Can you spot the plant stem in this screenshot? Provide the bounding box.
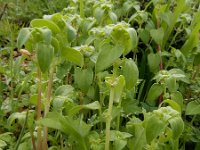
[37,68,42,150]
[105,87,115,150]
[8,20,14,110]
[30,130,37,150]
[79,0,84,18]
[43,66,54,150]
[116,103,121,131]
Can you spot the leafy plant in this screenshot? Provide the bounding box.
[1,0,200,149]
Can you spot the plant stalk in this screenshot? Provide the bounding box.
[43,66,54,150]
[105,86,115,150]
[37,68,42,150]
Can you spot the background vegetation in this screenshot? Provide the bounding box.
[0,0,200,150]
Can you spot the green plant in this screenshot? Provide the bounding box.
[1,0,200,149]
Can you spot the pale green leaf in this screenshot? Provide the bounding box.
[30,19,60,33]
[185,101,200,115]
[55,85,74,96]
[17,28,31,48]
[168,117,184,140]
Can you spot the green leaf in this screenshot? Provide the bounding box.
[36,42,54,73]
[122,99,141,114]
[0,140,7,148]
[168,117,184,140]
[180,22,200,57]
[51,37,60,54]
[55,85,74,96]
[61,47,84,67]
[69,101,101,116]
[40,112,90,149]
[66,23,77,42]
[168,69,189,83]
[114,139,127,150]
[150,28,164,45]
[147,53,161,73]
[170,91,183,109]
[122,59,139,90]
[161,11,173,26]
[161,99,181,113]
[74,67,93,92]
[145,114,166,143]
[83,101,101,110]
[165,77,177,93]
[146,83,164,106]
[126,28,138,52]
[96,44,123,72]
[0,132,13,143]
[30,19,60,34]
[185,101,200,115]
[109,12,117,24]
[17,28,31,48]
[38,28,52,44]
[138,29,150,44]
[111,25,133,54]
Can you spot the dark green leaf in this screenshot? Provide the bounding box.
[36,42,54,73]
[146,83,163,106]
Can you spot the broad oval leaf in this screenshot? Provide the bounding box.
[30,19,60,34]
[147,53,161,73]
[146,83,164,106]
[185,101,200,115]
[17,28,31,48]
[161,99,181,113]
[168,117,184,140]
[61,47,84,67]
[36,42,54,73]
[55,85,74,96]
[165,76,177,93]
[127,28,138,53]
[150,28,164,45]
[122,59,139,90]
[145,115,166,143]
[111,25,132,54]
[74,67,93,92]
[170,91,183,110]
[96,44,123,72]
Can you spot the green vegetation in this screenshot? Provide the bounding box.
[0,0,200,149]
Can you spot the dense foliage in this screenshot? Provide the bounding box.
[0,0,200,150]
